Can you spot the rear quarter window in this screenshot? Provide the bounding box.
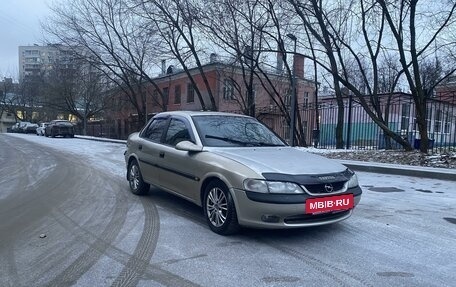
[141,118,168,142]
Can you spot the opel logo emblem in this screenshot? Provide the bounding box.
[324,183,334,193]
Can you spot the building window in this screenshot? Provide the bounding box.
[174,85,181,104]
[303,91,309,107]
[444,111,451,134]
[434,109,442,133]
[163,87,169,106]
[223,79,235,100]
[187,83,195,103]
[284,92,291,108]
[426,106,432,130]
[401,103,410,131]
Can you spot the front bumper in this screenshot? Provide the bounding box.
[232,186,362,229]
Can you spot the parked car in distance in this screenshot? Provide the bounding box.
[11,123,21,133]
[16,121,32,133]
[124,111,362,235]
[36,122,49,136]
[22,122,39,134]
[45,120,75,138]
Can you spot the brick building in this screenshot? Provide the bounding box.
[109,55,316,141]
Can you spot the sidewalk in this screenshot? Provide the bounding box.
[75,135,456,181]
[338,159,456,181]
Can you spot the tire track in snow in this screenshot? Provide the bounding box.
[257,237,374,287]
[110,196,160,287]
[48,179,129,286]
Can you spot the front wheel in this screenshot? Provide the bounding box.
[128,160,149,195]
[203,180,240,235]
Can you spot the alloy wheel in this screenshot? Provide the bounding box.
[129,164,140,191]
[206,187,228,227]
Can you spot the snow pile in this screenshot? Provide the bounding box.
[305,148,456,169]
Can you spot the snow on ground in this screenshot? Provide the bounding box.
[6,133,127,179]
[303,147,456,169]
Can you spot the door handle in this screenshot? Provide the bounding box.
[138,144,142,150]
[159,151,165,158]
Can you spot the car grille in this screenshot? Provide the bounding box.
[302,181,346,194]
[284,210,351,224]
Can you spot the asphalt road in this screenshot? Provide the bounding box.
[0,134,455,287]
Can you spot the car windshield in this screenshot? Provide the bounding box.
[192,115,286,147]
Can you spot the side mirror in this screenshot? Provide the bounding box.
[175,140,203,152]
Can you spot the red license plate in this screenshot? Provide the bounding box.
[305,194,354,214]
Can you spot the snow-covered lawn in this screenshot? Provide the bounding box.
[304,147,456,169]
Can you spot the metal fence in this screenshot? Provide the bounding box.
[74,119,143,140]
[75,95,456,153]
[296,95,456,153]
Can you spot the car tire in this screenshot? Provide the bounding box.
[203,180,240,235]
[128,160,150,195]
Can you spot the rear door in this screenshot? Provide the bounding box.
[137,117,168,185]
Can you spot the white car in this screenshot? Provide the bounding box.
[36,122,49,136]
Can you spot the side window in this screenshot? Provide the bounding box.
[142,118,167,142]
[165,119,191,146]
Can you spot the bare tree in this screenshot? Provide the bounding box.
[287,0,456,152]
[197,0,275,116]
[198,0,312,145]
[287,0,350,148]
[42,55,109,134]
[134,0,217,110]
[44,0,167,126]
[0,78,14,121]
[375,0,456,152]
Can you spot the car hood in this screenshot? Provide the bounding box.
[208,147,347,175]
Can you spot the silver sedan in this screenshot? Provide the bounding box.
[124,111,362,235]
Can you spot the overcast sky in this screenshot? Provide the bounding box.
[0,0,52,80]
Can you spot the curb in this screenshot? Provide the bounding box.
[338,160,456,181]
[75,135,127,145]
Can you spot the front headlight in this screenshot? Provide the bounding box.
[347,173,359,188]
[243,179,304,194]
[243,179,269,193]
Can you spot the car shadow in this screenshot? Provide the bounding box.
[143,186,349,239]
[144,187,207,227]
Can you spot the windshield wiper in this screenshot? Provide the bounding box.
[205,135,250,146]
[205,135,284,147]
[250,142,285,147]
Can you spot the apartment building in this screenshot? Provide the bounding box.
[18,44,77,82]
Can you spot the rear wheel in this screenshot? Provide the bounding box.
[203,180,240,235]
[128,160,149,195]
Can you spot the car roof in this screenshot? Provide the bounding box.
[155,110,251,119]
